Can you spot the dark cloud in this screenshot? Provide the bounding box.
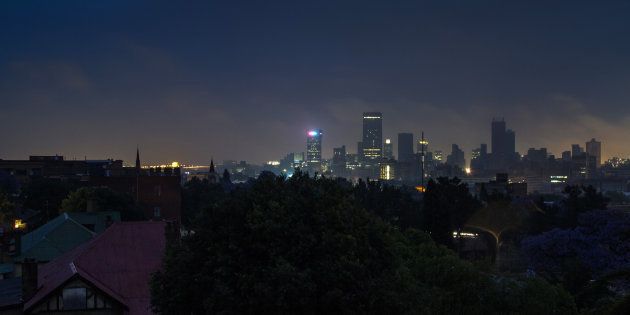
[1,0,630,164]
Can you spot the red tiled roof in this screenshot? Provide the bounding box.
[24,221,167,315]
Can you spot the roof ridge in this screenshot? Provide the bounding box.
[64,213,97,236]
[73,263,127,305]
[20,215,67,252]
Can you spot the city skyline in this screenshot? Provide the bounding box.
[2,1,630,164]
[0,114,611,168]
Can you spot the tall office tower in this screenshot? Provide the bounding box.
[471,148,481,160]
[480,143,488,157]
[332,145,347,175]
[417,132,428,185]
[433,150,443,163]
[293,152,305,168]
[446,144,465,169]
[397,133,414,162]
[561,151,572,161]
[525,148,548,164]
[357,141,363,160]
[470,144,487,173]
[490,118,516,169]
[362,112,383,163]
[571,144,584,157]
[506,129,516,154]
[280,153,295,170]
[491,118,507,155]
[383,139,394,159]
[379,160,396,181]
[306,129,323,166]
[586,138,602,167]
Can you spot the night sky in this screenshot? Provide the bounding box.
[2,1,630,165]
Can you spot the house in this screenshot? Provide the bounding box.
[23,222,168,315]
[14,212,120,275]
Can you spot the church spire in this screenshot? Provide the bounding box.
[135,146,141,203]
[208,158,219,184]
[135,146,141,173]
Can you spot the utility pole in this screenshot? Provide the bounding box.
[421,131,425,188]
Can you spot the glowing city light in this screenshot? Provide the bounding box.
[14,219,26,230]
[452,231,478,238]
[171,161,180,168]
[308,130,319,136]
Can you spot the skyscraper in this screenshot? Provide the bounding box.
[446,144,465,169]
[490,118,516,169]
[491,118,506,156]
[433,150,443,163]
[586,138,602,168]
[332,145,347,176]
[561,151,572,161]
[571,144,584,157]
[470,144,489,173]
[397,133,414,163]
[383,139,394,159]
[306,129,323,166]
[506,129,516,154]
[362,112,383,163]
[379,160,396,181]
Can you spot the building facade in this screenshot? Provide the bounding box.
[306,129,323,167]
[361,112,383,163]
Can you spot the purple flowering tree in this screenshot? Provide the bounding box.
[522,210,630,282]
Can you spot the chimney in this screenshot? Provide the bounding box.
[22,258,38,301]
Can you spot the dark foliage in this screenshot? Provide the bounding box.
[422,177,481,248]
[20,178,79,221]
[561,185,608,228]
[181,177,227,228]
[352,179,422,231]
[60,187,145,221]
[151,172,575,314]
[522,210,630,312]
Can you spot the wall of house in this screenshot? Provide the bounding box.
[26,279,124,315]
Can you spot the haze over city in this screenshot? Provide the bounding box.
[2,1,630,164]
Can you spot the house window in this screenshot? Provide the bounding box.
[154,185,162,197]
[154,207,161,218]
[63,287,87,310]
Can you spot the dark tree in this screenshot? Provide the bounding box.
[422,177,481,248]
[181,177,227,228]
[151,172,575,314]
[60,187,143,221]
[353,180,422,231]
[522,210,630,312]
[222,169,231,183]
[20,178,79,221]
[561,185,607,228]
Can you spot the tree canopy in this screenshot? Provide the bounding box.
[522,209,630,312]
[151,171,575,314]
[60,187,143,220]
[422,177,481,248]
